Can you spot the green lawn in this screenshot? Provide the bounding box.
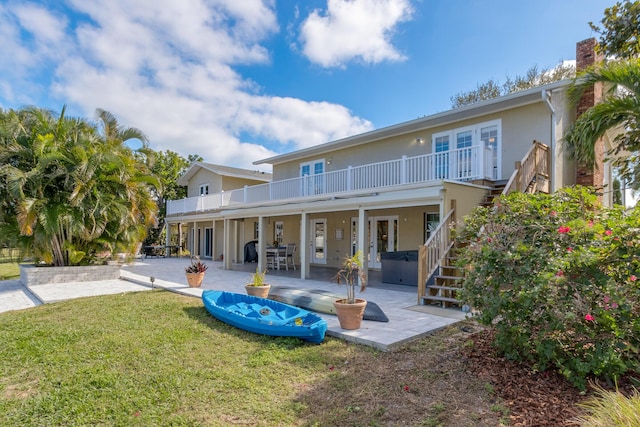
[0,290,501,426]
[0,290,347,426]
[0,263,19,280]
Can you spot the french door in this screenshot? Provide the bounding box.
[310,218,326,264]
[204,228,212,258]
[351,216,398,269]
[300,160,325,196]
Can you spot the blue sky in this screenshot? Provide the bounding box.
[0,0,611,171]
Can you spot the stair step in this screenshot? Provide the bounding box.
[428,285,462,291]
[440,264,462,270]
[422,295,461,304]
[434,275,463,281]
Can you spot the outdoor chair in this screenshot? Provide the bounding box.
[282,243,296,270]
[266,250,276,269]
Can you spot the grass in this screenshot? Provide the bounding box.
[0,262,20,280]
[0,290,342,426]
[0,289,505,426]
[574,385,640,426]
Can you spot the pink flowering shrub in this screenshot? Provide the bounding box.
[457,186,640,389]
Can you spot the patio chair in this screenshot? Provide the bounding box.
[282,243,296,270]
[266,250,276,269]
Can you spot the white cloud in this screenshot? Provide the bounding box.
[0,0,374,171]
[299,0,413,68]
[14,4,68,46]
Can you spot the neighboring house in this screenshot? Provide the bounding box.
[165,39,617,303]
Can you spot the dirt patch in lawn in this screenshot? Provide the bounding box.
[298,321,639,426]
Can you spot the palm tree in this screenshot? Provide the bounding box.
[563,59,640,190]
[0,106,159,266]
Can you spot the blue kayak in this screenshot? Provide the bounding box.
[202,290,328,344]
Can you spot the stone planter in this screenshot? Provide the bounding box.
[333,298,367,330]
[245,284,271,298]
[20,264,121,287]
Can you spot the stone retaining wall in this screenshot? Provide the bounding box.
[20,264,121,286]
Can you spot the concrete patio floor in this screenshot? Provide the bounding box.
[0,258,468,351]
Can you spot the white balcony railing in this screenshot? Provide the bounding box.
[167,146,494,215]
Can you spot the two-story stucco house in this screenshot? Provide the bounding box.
[165,39,616,304]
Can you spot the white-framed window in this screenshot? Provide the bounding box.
[432,133,450,179]
[424,212,440,241]
[300,159,325,195]
[274,221,284,246]
[431,119,501,180]
[481,124,500,179]
[199,184,209,195]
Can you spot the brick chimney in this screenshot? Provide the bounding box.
[574,38,605,192]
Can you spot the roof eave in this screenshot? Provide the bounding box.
[254,80,571,166]
[176,162,272,186]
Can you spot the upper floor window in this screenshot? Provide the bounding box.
[456,130,473,149]
[300,159,324,177]
[434,135,449,152]
[199,184,209,195]
[432,120,501,151]
[300,159,325,195]
[432,119,501,179]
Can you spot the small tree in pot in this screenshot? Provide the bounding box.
[333,250,367,329]
[245,267,270,298]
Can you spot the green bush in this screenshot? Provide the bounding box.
[457,186,640,389]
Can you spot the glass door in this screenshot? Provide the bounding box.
[352,216,398,269]
[300,160,325,196]
[204,228,212,258]
[370,216,398,269]
[310,218,326,264]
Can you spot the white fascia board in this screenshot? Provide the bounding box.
[255,80,571,166]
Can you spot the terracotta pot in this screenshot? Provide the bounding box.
[186,272,205,287]
[333,298,367,330]
[245,284,271,298]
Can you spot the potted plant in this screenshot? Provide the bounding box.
[244,267,270,298]
[333,250,367,330]
[185,256,208,287]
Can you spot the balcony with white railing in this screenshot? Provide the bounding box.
[167,145,495,216]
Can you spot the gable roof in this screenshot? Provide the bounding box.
[177,162,272,186]
[254,79,571,166]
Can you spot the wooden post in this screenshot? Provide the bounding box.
[450,199,456,225]
[417,245,427,304]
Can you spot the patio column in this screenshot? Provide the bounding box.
[192,221,197,255]
[257,216,268,273]
[358,207,369,286]
[223,218,232,269]
[300,212,308,279]
[165,220,170,257]
[214,219,216,261]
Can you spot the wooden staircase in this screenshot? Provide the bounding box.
[422,244,465,307]
[417,140,551,309]
[478,180,508,208]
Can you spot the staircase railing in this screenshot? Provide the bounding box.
[501,140,550,196]
[417,205,455,303]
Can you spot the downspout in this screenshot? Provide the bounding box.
[542,89,556,192]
